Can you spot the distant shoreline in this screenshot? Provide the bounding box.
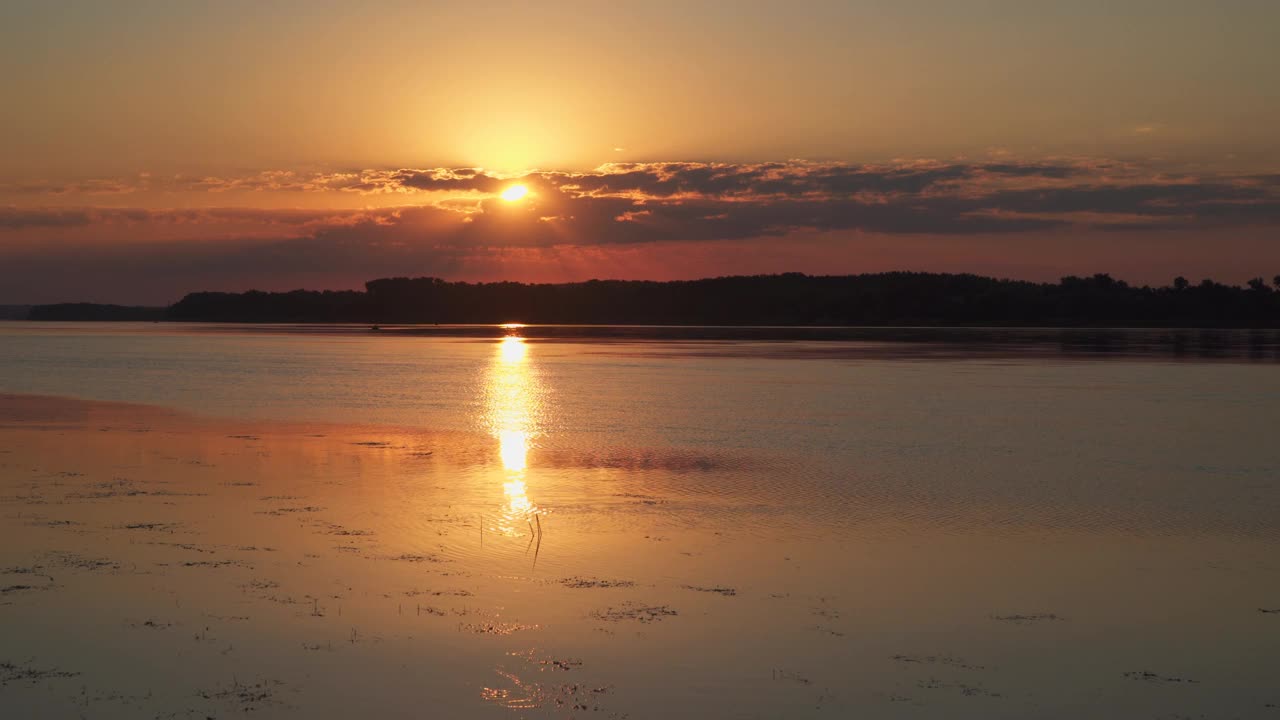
[6,321,1279,361]
[19,271,1280,328]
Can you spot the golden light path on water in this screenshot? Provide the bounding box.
[484,332,544,537]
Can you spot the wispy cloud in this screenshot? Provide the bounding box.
[2,158,1278,303]
[5,159,1279,240]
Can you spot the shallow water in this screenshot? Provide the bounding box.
[1,323,1278,718]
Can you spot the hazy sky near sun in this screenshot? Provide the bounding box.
[5,0,1278,175]
[1,0,1278,303]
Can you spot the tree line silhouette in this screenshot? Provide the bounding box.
[25,272,1280,327]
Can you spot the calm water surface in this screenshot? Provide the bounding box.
[1,322,1278,718]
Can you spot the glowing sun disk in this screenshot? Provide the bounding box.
[501,184,528,201]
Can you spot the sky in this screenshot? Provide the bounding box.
[1,0,1278,304]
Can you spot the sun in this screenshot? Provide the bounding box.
[500,184,529,202]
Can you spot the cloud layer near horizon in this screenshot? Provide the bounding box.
[3,159,1279,304]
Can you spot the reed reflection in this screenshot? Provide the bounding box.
[483,333,545,538]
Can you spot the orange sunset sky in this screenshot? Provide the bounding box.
[2,0,1278,304]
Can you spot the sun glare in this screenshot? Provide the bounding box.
[500,184,529,202]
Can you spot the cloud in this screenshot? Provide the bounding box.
[0,207,96,229]
[2,158,1279,303]
[5,161,1279,244]
[390,169,508,193]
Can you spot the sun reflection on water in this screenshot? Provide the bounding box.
[498,334,527,364]
[484,334,544,536]
[498,428,529,472]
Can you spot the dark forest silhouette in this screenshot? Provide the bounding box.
[25,303,163,322]
[0,305,32,320]
[24,272,1280,327]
